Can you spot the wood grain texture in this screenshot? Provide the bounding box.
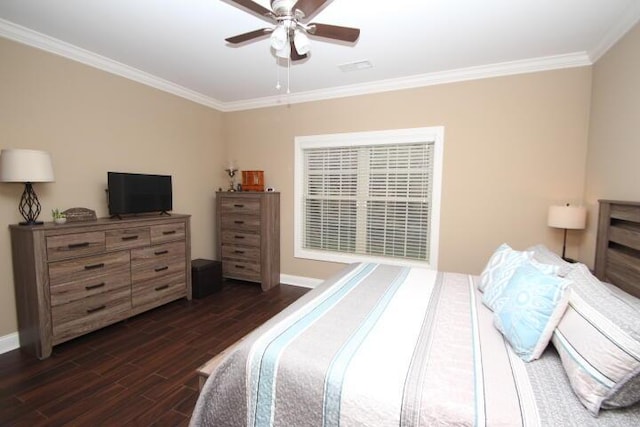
[217,192,280,291]
[46,231,106,261]
[595,200,640,299]
[105,227,151,251]
[9,214,192,359]
[0,282,308,426]
[150,222,186,244]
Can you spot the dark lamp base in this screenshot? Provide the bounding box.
[19,221,44,226]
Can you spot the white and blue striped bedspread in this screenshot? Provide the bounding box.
[190,263,640,426]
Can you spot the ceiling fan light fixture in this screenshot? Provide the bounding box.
[270,25,288,50]
[293,29,311,55]
[276,41,291,59]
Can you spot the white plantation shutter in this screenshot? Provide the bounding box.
[365,143,433,261]
[296,127,443,266]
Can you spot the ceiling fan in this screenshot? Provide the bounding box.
[223,0,360,61]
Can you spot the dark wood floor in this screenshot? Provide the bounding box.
[0,281,308,426]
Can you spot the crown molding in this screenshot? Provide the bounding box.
[222,52,592,111]
[0,18,593,113]
[589,5,640,63]
[0,18,225,111]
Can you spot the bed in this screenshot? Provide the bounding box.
[191,200,640,426]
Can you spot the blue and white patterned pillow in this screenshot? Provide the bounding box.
[479,243,532,294]
[493,262,571,362]
[484,258,561,312]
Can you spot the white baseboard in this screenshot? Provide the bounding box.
[0,332,20,355]
[280,274,323,289]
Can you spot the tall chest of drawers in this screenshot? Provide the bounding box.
[9,214,191,359]
[216,192,280,291]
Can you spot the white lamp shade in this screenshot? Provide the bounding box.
[0,149,55,182]
[270,25,288,50]
[548,205,587,230]
[293,29,310,55]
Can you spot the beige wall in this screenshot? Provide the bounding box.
[0,35,597,340]
[223,68,592,280]
[582,22,640,266]
[0,38,226,336]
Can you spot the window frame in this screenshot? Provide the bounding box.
[294,127,444,269]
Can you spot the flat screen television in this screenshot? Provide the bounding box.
[107,172,172,217]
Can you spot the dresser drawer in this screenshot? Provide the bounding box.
[222,245,260,262]
[220,197,261,216]
[50,266,130,307]
[151,222,186,244]
[132,275,186,308]
[223,260,261,282]
[106,227,150,251]
[131,241,185,269]
[221,230,260,247]
[220,215,261,232]
[49,251,130,286]
[52,287,131,341]
[46,231,105,261]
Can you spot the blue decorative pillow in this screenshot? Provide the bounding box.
[484,258,560,312]
[493,262,571,362]
[479,243,532,294]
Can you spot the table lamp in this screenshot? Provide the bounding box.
[0,149,55,225]
[547,203,587,262]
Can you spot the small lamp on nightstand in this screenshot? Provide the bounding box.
[0,149,55,225]
[547,203,587,262]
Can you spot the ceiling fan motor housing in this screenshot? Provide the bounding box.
[271,0,298,17]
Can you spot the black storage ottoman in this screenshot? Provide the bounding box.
[191,259,222,298]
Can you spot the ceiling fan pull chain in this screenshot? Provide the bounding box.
[287,56,291,94]
[276,58,281,90]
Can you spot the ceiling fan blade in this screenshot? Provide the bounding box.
[290,39,308,61]
[226,0,273,21]
[225,28,271,44]
[293,0,330,20]
[307,23,360,43]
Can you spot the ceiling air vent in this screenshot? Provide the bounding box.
[339,60,373,72]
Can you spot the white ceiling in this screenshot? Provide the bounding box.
[1,0,639,111]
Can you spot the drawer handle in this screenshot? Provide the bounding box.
[86,305,106,314]
[121,235,139,241]
[233,204,245,208]
[234,235,245,239]
[154,250,169,255]
[85,282,106,291]
[68,242,90,249]
[155,284,170,291]
[235,265,245,269]
[84,263,105,270]
[155,266,169,272]
[234,220,245,224]
[234,250,245,254]
[162,230,177,235]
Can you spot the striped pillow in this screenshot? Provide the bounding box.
[551,264,640,415]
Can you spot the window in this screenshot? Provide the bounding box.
[294,127,444,268]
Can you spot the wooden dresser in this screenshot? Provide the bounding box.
[9,214,191,359]
[216,192,280,291]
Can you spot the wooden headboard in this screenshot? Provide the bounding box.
[595,200,640,298]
